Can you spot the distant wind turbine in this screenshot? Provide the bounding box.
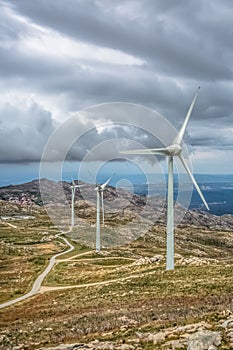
[95,175,114,252]
[70,180,85,226]
[121,87,209,270]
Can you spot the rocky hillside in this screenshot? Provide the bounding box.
[0,178,233,231]
[38,314,233,350]
[1,179,233,350]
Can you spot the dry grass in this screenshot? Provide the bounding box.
[1,263,233,349]
[0,212,62,303]
[0,212,233,349]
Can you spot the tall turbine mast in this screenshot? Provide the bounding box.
[70,180,84,227]
[121,87,209,270]
[95,175,114,252]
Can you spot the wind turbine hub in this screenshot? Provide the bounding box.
[167,144,182,156]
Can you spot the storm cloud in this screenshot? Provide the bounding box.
[0,0,233,172]
[0,101,56,162]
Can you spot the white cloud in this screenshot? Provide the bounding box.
[19,27,144,67]
[191,148,233,174]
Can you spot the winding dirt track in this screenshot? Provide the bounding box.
[0,229,76,309]
[39,264,160,294]
[0,228,136,309]
[40,277,126,293]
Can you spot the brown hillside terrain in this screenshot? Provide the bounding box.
[0,180,233,349]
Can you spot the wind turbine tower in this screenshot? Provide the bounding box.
[70,180,84,226]
[95,176,113,252]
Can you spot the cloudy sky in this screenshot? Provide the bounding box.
[0,0,233,185]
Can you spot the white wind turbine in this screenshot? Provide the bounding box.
[121,87,209,270]
[95,176,114,252]
[70,180,85,226]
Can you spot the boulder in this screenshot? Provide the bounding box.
[187,330,221,350]
[221,317,233,329]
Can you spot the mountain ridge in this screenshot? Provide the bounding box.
[0,178,233,231]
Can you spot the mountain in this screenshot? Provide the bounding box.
[0,178,233,231]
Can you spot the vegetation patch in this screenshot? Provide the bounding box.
[0,204,233,349]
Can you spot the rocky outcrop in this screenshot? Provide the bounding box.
[180,210,233,231]
[132,255,163,266]
[220,315,233,348]
[1,179,233,231]
[37,321,222,350]
[136,321,212,348]
[38,341,135,350]
[177,256,219,266]
[187,330,222,350]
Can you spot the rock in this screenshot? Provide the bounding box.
[39,344,83,350]
[132,255,163,266]
[148,331,167,344]
[162,339,187,349]
[227,331,233,339]
[38,341,136,350]
[117,345,135,350]
[177,257,218,266]
[174,322,211,334]
[135,322,213,348]
[221,317,233,329]
[187,330,222,350]
[151,255,163,262]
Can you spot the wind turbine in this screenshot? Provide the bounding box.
[70,180,85,226]
[121,87,209,270]
[95,176,114,252]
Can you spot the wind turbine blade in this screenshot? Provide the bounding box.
[179,155,209,210]
[101,191,104,226]
[121,148,170,156]
[174,87,200,145]
[101,175,114,189]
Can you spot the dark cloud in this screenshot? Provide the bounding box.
[6,0,233,81]
[190,127,233,148]
[0,0,232,170]
[0,101,56,162]
[67,124,165,163]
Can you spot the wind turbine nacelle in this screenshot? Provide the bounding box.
[167,144,182,156]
